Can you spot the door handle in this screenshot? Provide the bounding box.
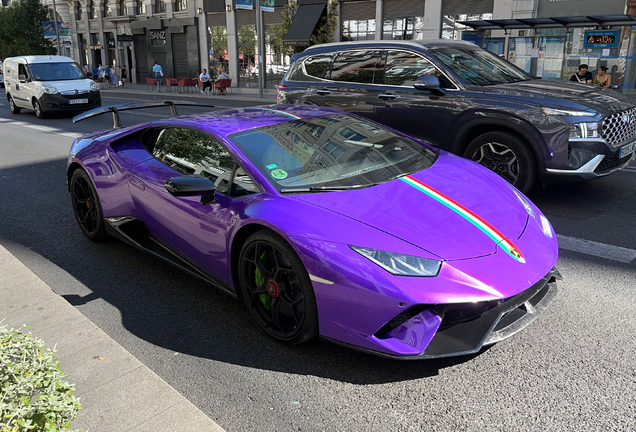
[378,94,398,100]
[128,175,145,191]
[316,89,332,95]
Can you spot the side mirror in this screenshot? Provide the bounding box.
[19,74,27,83]
[413,75,445,96]
[165,175,217,205]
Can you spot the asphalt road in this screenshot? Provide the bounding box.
[1,89,635,431]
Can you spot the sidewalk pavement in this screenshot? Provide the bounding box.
[0,243,226,432]
[99,81,278,104]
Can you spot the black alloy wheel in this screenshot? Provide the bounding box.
[8,96,21,114]
[238,231,318,344]
[464,131,537,194]
[33,99,46,119]
[70,168,107,241]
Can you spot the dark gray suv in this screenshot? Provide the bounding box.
[277,40,636,193]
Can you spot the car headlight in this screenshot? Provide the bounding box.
[350,246,442,277]
[541,107,594,117]
[41,84,58,94]
[569,122,600,139]
[510,186,535,218]
[90,81,99,91]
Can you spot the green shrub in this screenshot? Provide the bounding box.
[0,324,83,432]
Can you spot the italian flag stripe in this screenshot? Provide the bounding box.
[400,176,525,263]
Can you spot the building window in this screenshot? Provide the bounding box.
[104,0,112,17]
[342,19,375,41]
[118,0,127,15]
[137,0,147,14]
[90,0,98,19]
[154,0,166,13]
[174,0,187,12]
[76,2,84,20]
[238,26,256,71]
[443,13,492,40]
[383,17,425,40]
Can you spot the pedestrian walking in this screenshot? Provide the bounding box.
[111,67,118,87]
[103,64,111,88]
[152,62,163,91]
[120,66,127,88]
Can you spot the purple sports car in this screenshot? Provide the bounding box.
[67,103,560,359]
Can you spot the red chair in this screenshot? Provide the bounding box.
[214,78,232,95]
[146,77,157,91]
[178,78,197,93]
[165,78,178,92]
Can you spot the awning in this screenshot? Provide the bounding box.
[458,14,636,31]
[283,3,326,47]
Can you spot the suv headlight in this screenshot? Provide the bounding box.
[541,107,594,117]
[350,246,442,277]
[41,84,58,94]
[569,122,600,139]
[90,81,99,91]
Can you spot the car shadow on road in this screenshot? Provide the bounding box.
[1,158,490,385]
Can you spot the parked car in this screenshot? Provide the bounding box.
[68,102,559,359]
[278,40,636,193]
[3,55,100,118]
[0,60,4,88]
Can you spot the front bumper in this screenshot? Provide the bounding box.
[322,267,560,360]
[39,91,101,112]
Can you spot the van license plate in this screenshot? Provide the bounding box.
[69,99,88,105]
[619,141,636,158]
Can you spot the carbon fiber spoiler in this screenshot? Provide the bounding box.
[72,101,216,128]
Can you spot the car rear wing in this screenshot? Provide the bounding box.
[73,101,216,128]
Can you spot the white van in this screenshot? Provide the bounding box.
[3,55,100,118]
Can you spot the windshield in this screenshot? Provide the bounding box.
[29,62,85,81]
[428,45,532,86]
[230,114,438,192]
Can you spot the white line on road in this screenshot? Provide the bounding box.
[557,235,636,264]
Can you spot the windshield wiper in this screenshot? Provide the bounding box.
[280,185,373,193]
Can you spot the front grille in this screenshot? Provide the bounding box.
[600,107,636,146]
[594,154,633,173]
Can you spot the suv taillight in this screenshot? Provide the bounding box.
[277,85,288,100]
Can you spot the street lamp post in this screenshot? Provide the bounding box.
[255,0,265,98]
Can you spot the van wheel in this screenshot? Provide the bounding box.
[9,96,21,114]
[464,131,537,194]
[33,100,46,119]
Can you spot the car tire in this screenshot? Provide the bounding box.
[238,230,319,344]
[8,96,21,114]
[33,99,47,119]
[464,131,537,193]
[70,168,108,242]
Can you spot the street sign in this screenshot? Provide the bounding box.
[117,34,134,42]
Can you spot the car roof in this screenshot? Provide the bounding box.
[4,55,77,64]
[158,104,346,137]
[296,39,477,56]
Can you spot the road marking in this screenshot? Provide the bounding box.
[624,166,636,172]
[557,234,636,263]
[0,117,79,139]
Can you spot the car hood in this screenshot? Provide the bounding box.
[36,79,94,92]
[291,153,529,260]
[483,78,636,114]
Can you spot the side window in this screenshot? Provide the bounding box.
[383,51,452,88]
[18,64,29,80]
[330,50,381,84]
[287,54,332,82]
[152,128,259,197]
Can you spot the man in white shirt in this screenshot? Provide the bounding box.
[199,69,212,94]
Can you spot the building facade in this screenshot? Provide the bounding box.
[59,0,636,90]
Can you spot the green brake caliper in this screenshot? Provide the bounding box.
[255,251,271,310]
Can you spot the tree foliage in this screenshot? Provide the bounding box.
[0,0,55,60]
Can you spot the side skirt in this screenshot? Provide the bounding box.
[104,216,237,299]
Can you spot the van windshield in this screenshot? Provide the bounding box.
[29,62,85,81]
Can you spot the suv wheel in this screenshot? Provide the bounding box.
[464,131,537,193]
[8,96,21,114]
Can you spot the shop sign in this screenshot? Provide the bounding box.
[117,34,134,42]
[150,30,166,40]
